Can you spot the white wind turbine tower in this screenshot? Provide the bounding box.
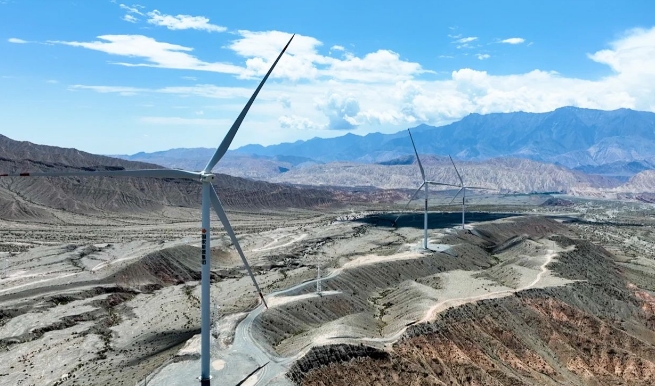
[1,34,295,386]
[448,155,494,230]
[395,129,459,249]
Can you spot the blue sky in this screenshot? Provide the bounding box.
[1,0,654,155]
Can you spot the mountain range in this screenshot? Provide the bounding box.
[113,107,655,193]
[232,107,655,168]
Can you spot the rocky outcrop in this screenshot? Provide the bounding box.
[287,344,389,384]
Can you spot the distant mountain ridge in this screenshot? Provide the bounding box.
[117,107,655,179]
[109,107,655,195]
[233,107,655,168]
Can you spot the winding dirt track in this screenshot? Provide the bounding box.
[228,240,573,385]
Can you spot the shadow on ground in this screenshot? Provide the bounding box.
[354,212,519,229]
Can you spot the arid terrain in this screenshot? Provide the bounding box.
[2,188,655,386]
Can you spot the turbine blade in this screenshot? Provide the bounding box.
[0,169,200,179]
[466,186,496,190]
[407,129,425,181]
[204,34,295,173]
[209,185,268,308]
[426,181,460,188]
[394,182,424,224]
[449,187,464,205]
[449,155,464,186]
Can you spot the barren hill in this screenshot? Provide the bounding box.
[267,157,619,193]
[0,135,354,220]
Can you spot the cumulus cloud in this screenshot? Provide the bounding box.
[501,37,525,44]
[588,27,655,76]
[146,10,227,32]
[325,49,426,82]
[476,53,491,60]
[229,30,323,81]
[316,93,361,130]
[231,30,426,82]
[65,26,655,138]
[51,30,427,84]
[330,45,345,51]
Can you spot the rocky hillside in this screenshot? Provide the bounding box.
[0,135,348,219]
[268,157,619,193]
[290,229,655,386]
[614,170,655,193]
[113,148,319,180]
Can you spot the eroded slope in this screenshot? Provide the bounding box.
[291,233,655,385]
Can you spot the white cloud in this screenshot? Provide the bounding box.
[455,36,477,44]
[330,45,345,51]
[53,35,243,74]
[231,30,427,82]
[501,37,526,44]
[195,110,204,115]
[52,31,428,84]
[46,79,58,84]
[61,26,655,143]
[157,84,253,99]
[588,27,655,76]
[230,30,323,81]
[140,116,228,125]
[325,49,426,82]
[316,93,361,130]
[476,53,491,60]
[279,115,322,130]
[278,94,291,109]
[119,4,144,15]
[8,38,27,44]
[181,76,197,81]
[122,14,138,23]
[69,85,144,95]
[146,10,227,32]
[70,83,254,99]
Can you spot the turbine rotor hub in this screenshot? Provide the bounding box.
[200,172,215,182]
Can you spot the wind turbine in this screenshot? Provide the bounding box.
[1,34,295,386]
[395,129,459,249]
[448,155,493,230]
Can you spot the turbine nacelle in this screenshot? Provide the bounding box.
[199,172,215,182]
